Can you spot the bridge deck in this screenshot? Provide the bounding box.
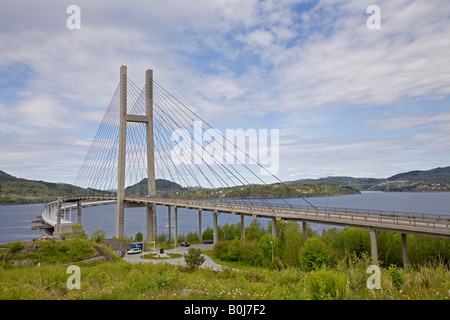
[45,195,450,239]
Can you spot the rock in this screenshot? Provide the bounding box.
[100,239,132,252]
[20,258,33,266]
[180,289,206,298]
[22,242,38,255]
[92,245,114,261]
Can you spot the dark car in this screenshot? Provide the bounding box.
[202,239,213,244]
[179,241,190,247]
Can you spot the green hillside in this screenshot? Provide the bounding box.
[287,166,450,192]
[0,170,88,204]
[125,178,186,197]
[286,176,382,190]
[388,166,450,182]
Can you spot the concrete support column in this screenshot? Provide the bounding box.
[369,228,378,265]
[174,207,178,247]
[168,206,171,243]
[145,69,157,239]
[56,198,62,234]
[116,65,127,239]
[401,233,409,268]
[77,201,82,225]
[198,209,202,243]
[146,204,156,242]
[241,214,245,244]
[213,211,218,245]
[271,218,277,238]
[302,221,308,243]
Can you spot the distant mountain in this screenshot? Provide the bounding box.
[125,178,186,196]
[0,170,90,205]
[0,170,18,182]
[388,166,450,182]
[286,166,450,191]
[286,176,382,190]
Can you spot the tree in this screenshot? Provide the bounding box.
[202,227,214,242]
[281,222,304,267]
[90,229,106,243]
[135,232,143,242]
[245,220,266,242]
[184,248,205,270]
[299,237,330,272]
[257,234,280,266]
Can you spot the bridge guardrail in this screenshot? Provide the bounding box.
[128,196,450,230]
[130,196,448,222]
[47,195,450,233]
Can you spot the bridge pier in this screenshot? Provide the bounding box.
[174,207,178,247]
[271,218,277,238]
[401,233,409,268]
[146,204,156,243]
[77,201,82,226]
[56,198,62,235]
[241,214,245,244]
[168,206,171,243]
[369,228,378,265]
[213,211,218,244]
[302,221,308,243]
[198,209,202,243]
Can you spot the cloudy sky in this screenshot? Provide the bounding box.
[0,0,449,185]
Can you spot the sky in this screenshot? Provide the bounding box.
[0,0,449,185]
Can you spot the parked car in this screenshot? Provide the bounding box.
[203,239,213,244]
[179,241,190,247]
[125,248,141,255]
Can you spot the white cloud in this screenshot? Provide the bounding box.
[0,0,449,183]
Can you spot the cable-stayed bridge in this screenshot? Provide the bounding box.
[33,66,449,266]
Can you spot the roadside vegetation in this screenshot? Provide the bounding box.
[0,221,448,300]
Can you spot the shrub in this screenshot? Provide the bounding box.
[298,237,330,272]
[184,248,205,270]
[8,241,23,254]
[227,238,245,261]
[90,229,106,243]
[213,241,231,260]
[388,265,404,287]
[307,269,348,300]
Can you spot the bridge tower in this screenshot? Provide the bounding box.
[117,66,157,241]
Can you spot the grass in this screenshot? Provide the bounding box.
[1,239,100,267]
[202,250,265,271]
[0,239,449,300]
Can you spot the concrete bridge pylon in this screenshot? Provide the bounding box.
[116,66,156,241]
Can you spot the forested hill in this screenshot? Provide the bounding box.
[388,166,450,182]
[287,166,450,192]
[0,170,87,204]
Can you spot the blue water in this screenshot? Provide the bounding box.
[1,192,449,244]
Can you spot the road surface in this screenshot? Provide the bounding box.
[123,243,227,271]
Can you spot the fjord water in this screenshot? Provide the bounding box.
[1,191,450,244]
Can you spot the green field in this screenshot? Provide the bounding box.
[0,232,449,300]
